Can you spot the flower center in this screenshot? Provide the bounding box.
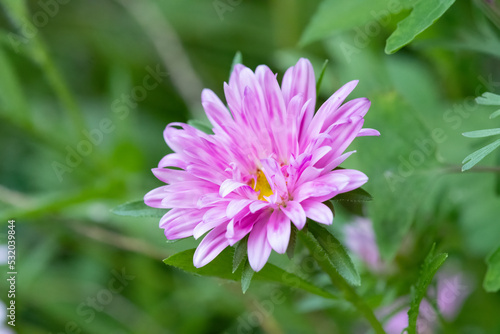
[253,170,274,201]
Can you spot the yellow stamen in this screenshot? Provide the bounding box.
[253,170,274,201]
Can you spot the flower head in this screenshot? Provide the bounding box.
[145,58,379,271]
[344,217,384,272]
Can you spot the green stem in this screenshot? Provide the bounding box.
[2,1,85,140]
[0,184,113,224]
[299,232,386,334]
[32,38,86,139]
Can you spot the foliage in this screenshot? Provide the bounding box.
[1,0,500,333]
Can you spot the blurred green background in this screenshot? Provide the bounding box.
[0,0,499,333]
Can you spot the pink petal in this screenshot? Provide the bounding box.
[158,153,187,169]
[226,199,253,218]
[193,225,230,268]
[301,200,333,225]
[324,97,370,127]
[307,80,359,139]
[281,201,307,230]
[282,58,316,125]
[295,166,322,186]
[219,179,250,197]
[327,117,365,158]
[358,128,380,137]
[293,173,349,202]
[267,209,291,254]
[330,169,368,194]
[249,200,269,213]
[320,150,356,172]
[260,158,287,193]
[162,209,205,239]
[144,186,169,208]
[193,207,228,239]
[152,168,193,184]
[247,214,273,271]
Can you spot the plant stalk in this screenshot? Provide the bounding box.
[299,232,387,334]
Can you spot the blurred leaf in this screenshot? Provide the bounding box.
[385,0,456,54]
[475,92,500,119]
[490,110,500,119]
[0,0,28,20]
[316,59,329,97]
[230,51,243,76]
[462,139,500,171]
[476,92,500,106]
[111,200,168,218]
[0,47,29,117]
[241,259,254,293]
[300,0,411,46]
[463,128,500,138]
[164,248,338,299]
[484,245,500,292]
[407,244,448,334]
[307,222,361,286]
[187,119,214,134]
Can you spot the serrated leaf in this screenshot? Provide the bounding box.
[286,224,298,260]
[300,0,412,46]
[462,128,500,138]
[484,245,500,292]
[111,200,168,218]
[187,119,213,134]
[332,188,372,216]
[385,0,456,54]
[462,139,500,171]
[333,187,373,202]
[406,244,448,334]
[233,236,248,273]
[476,92,500,106]
[241,259,254,293]
[307,222,361,286]
[164,248,337,299]
[316,59,329,97]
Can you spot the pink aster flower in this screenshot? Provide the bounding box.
[145,58,379,271]
[344,217,384,272]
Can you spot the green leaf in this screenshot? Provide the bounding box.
[241,259,254,293]
[333,187,373,202]
[476,92,500,106]
[406,244,448,334]
[164,248,337,299]
[111,200,168,218]
[385,0,456,54]
[463,128,500,138]
[462,139,500,171]
[307,222,361,286]
[233,237,248,273]
[484,245,500,292]
[0,0,29,21]
[332,188,372,216]
[300,0,411,46]
[0,47,29,119]
[490,109,500,119]
[316,59,329,97]
[230,51,242,77]
[187,119,214,134]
